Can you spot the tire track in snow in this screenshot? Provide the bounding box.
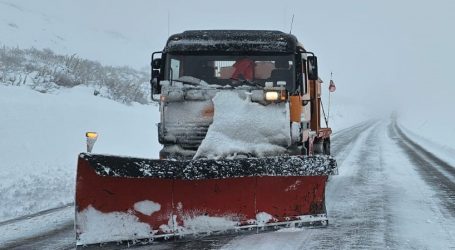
[1,222,74,250]
[0,203,73,227]
[330,120,378,164]
[223,120,455,250]
[0,205,74,250]
[302,122,388,249]
[390,121,455,216]
[382,121,455,248]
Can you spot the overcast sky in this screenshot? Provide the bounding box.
[2,0,454,113]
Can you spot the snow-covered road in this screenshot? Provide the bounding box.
[222,120,455,250]
[2,120,455,249]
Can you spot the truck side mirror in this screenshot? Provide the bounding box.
[307,56,318,81]
[151,56,162,99]
[152,58,162,69]
[151,70,161,96]
[152,69,159,78]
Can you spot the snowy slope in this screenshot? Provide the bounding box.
[0,84,160,221]
[0,0,156,69]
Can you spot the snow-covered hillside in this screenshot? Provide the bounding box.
[0,84,159,221]
[0,0,156,69]
[0,46,150,104]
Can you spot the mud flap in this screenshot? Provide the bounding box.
[75,153,336,245]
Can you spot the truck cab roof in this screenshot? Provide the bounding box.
[165,30,302,54]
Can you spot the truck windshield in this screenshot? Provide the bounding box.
[165,54,295,88]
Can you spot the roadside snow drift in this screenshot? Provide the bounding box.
[76,206,153,245]
[0,84,159,222]
[195,91,290,159]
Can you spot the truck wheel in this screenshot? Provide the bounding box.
[314,141,324,155]
[323,139,331,155]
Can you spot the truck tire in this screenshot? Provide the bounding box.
[323,139,331,155]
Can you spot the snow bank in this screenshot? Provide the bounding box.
[399,127,455,167]
[0,84,159,222]
[194,91,290,159]
[399,106,455,166]
[76,206,153,245]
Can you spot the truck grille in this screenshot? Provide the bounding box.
[164,123,211,149]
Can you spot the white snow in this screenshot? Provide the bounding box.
[76,206,153,245]
[194,91,290,159]
[379,126,455,249]
[255,212,273,226]
[399,111,455,167]
[183,215,239,232]
[222,122,455,249]
[133,200,161,216]
[0,206,73,248]
[276,227,304,233]
[397,125,455,167]
[0,84,159,222]
[0,0,156,69]
[158,215,178,234]
[158,203,240,234]
[325,96,374,132]
[396,93,455,163]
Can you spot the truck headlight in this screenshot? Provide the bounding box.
[265,91,279,101]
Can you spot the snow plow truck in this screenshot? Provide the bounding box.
[75,30,337,246]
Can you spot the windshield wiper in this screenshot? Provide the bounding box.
[231,78,263,88]
[171,76,203,86]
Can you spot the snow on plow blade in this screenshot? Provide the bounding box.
[75,153,337,245]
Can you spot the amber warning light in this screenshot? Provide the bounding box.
[85,132,98,153]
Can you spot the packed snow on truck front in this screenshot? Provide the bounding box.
[194,91,290,159]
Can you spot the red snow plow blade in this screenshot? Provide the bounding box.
[75,153,337,246]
